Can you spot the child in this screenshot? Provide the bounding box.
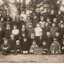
[61,40,64,54]
[29,40,38,54]
[35,23,42,37]
[27,23,35,38]
[5,24,12,39]
[45,31,52,50]
[39,16,45,29]
[12,25,19,40]
[9,34,16,53]
[1,39,10,55]
[50,38,61,54]
[22,37,28,54]
[14,40,21,54]
[20,25,28,39]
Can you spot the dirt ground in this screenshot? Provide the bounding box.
[0,53,64,63]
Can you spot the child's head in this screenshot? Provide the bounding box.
[47,17,50,22]
[13,25,17,29]
[36,23,40,27]
[23,37,27,42]
[10,34,14,38]
[53,38,57,43]
[58,10,61,15]
[40,16,44,21]
[6,24,10,28]
[60,21,63,24]
[7,17,10,21]
[53,18,57,22]
[27,16,31,20]
[16,40,20,45]
[34,15,37,19]
[60,24,64,28]
[51,10,54,15]
[43,41,46,46]
[28,23,32,28]
[4,39,8,45]
[22,25,25,29]
[52,23,56,27]
[56,32,59,37]
[47,31,50,36]
[22,33,26,37]
[32,40,36,45]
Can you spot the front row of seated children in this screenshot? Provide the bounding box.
[1,34,64,55]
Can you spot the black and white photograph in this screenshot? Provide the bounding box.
[0,0,64,63]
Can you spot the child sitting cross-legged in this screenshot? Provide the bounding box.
[29,40,38,54]
[50,38,61,54]
[1,39,10,55]
[14,40,21,54]
[41,40,50,54]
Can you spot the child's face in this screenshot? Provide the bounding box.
[58,11,61,15]
[22,25,25,29]
[22,34,25,37]
[29,24,32,28]
[52,23,55,27]
[16,41,20,45]
[47,32,50,36]
[51,10,54,14]
[11,34,14,38]
[60,21,63,23]
[13,25,17,29]
[47,18,50,22]
[7,24,10,28]
[43,42,46,46]
[33,41,36,45]
[36,24,40,27]
[56,33,59,37]
[41,17,44,21]
[4,40,8,45]
[61,24,64,28]
[24,38,27,42]
[53,18,57,22]
[34,16,37,19]
[54,40,57,43]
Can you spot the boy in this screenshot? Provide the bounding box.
[22,37,28,54]
[29,40,38,54]
[14,40,21,54]
[27,23,35,38]
[41,40,50,54]
[50,38,61,54]
[1,39,10,55]
[39,16,45,29]
[9,34,16,53]
[45,31,52,50]
[5,24,12,39]
[35,23,42,37]
[12,25,19,40]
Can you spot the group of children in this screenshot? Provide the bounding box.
[0,8,64,55]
